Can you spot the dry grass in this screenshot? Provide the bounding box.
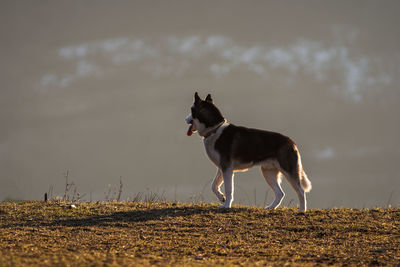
[0,201,399,266]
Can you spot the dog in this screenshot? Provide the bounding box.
[185,92,312,211]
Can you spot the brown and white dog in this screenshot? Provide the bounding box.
[185,92,312,211]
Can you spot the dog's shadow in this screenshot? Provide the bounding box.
[1,205,248,229]
[56,205,248,227]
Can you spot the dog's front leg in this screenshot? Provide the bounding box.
[221,168,234,208]
[211,169,225,203]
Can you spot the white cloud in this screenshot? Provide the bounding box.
[240,46,262,63]
[206,35,230,50]
[291,41,313,65]
[264,48,296,72]
[76,60,100,77]
[40,61,100,89]
[315,145,384,161]
[97,38,129,53]
[40,73,57,87]
[342,58,369,102]
[40,34,395,101]
[59,43,89,59]
[315,147,335,160]
[350,146,381,157]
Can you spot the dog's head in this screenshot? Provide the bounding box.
[185,92,225,137]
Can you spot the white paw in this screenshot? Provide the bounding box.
[219,204,231,208]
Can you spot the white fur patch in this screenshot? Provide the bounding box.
[203,123,229,167]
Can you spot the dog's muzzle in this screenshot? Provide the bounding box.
[185,114,192,124]
[185,114,195,136]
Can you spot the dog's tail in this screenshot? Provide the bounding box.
[293,144,312,193]
[299,168,312,192]
[278,141,312,192]
[297,149,312,192]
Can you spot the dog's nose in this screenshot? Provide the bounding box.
[185,114,193,124]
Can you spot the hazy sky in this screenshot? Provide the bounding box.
[1,1,399,208]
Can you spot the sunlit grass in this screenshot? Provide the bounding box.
[0,201,399,266]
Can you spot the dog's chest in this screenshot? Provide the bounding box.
[203,136,220,166]
[202,125,227,167]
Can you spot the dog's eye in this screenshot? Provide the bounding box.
[191,107,198,118]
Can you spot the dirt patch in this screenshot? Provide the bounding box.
[0,201,399,266]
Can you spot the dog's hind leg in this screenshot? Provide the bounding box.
[221,168,234,208]
[261,167,284,209]
[277,142,309,212]
[211,169,225,203]
[281,170,307,212]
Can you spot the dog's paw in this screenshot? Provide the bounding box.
[220,202,232,208]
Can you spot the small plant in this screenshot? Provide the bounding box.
[143,188,166,203]
[127,192,143,202]
[62,170,85,202]
[104,177,124,202]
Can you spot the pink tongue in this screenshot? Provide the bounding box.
[187,124,193,136]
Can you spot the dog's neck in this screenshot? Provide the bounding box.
[202,120,226,139]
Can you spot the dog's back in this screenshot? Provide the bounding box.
[215,124,293,167]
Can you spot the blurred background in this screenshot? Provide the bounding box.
[1,1,399,208]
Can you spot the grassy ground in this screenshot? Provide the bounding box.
[0,201,399,266]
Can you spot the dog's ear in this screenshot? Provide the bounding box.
[194,92,201,104]
[205,94,213,103]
